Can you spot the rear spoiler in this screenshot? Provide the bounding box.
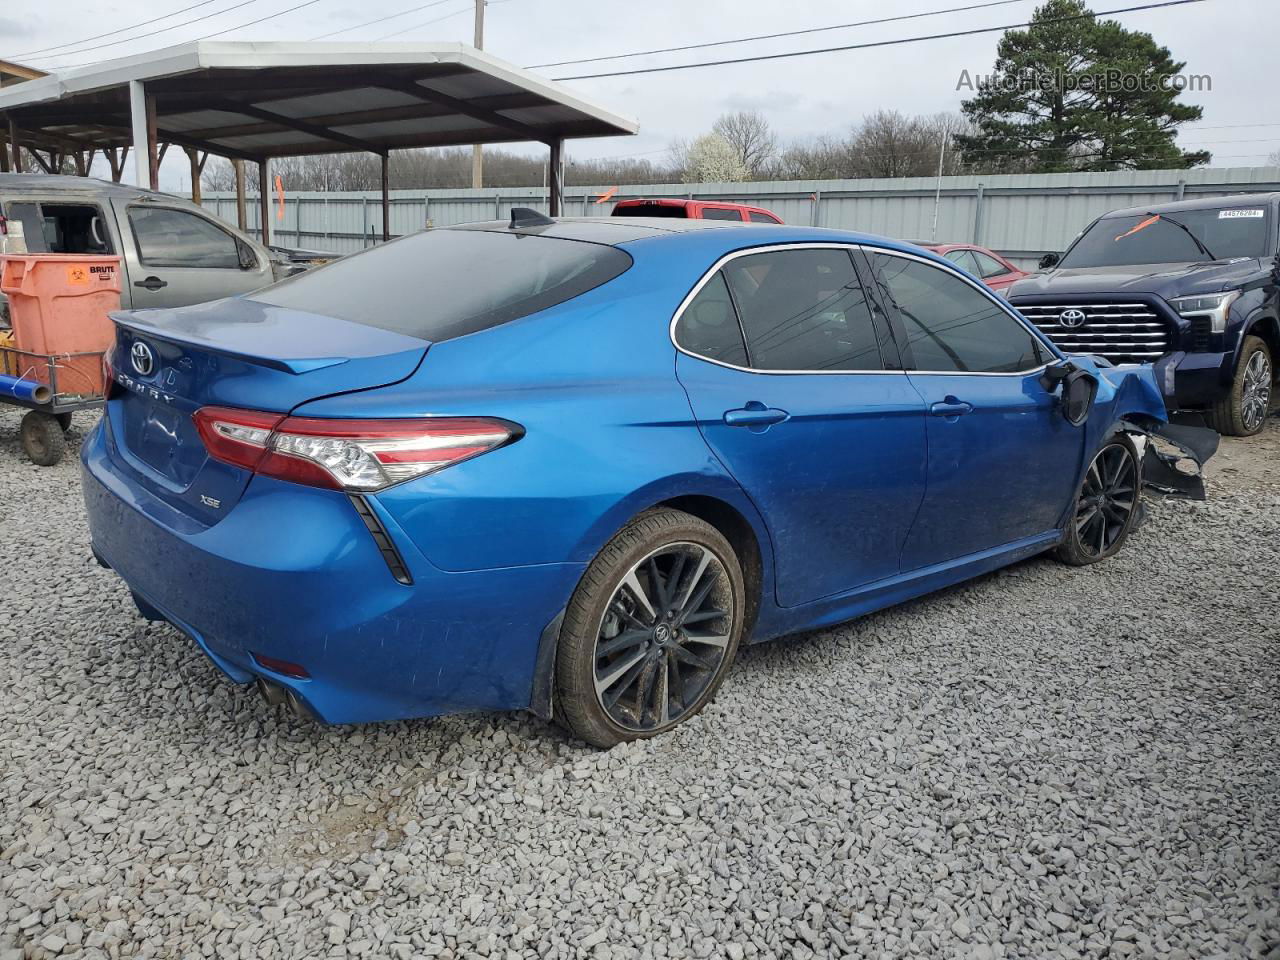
[111,312,347,374]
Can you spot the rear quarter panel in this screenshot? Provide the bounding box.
[291,234,777,578]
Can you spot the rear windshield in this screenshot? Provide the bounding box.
[250,228,632,341]
[612,203,688,218]
[1059,207,1271,268]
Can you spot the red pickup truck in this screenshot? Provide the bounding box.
[612,198,783,224]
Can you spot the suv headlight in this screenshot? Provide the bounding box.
[1169,290,1241,333]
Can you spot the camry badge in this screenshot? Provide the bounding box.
[130,340,155,376]
[1059,308,1087,328]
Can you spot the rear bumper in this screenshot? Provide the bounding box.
[1152,350,1235,409]
[80,418,583,724]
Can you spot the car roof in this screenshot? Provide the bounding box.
[1101,192,1280,219]
[446,216,753,244]
[0,173,178,203]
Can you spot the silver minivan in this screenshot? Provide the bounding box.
[0,174,286,322]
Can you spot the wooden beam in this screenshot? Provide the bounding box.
[0,129,8,173]
[185,147,208,204]
[145,91,160,190]
[258,159,271,247]
[234,159,247,229]
[547,138,563,217]
[372,79,544,142]
[381,152,390,242]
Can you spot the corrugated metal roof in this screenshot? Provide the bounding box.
[0,41,638,160]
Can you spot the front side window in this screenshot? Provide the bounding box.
[871,253,1048,373]
[253,228,632,341]
[129,207,240,268]
[1059,208,1271,267]
[722,248,882,371]
[674,271,748,366]
[748,212,778,224]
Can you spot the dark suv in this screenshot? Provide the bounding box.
[1008,194,1279,436]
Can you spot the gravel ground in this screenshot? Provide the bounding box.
[1,409,1277,960]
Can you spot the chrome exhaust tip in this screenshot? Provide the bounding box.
[255,677,287,707]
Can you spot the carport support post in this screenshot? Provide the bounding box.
[127,80,159,190]
[258,159,271,247]
[547,137,564,217]
[381,152,390,242]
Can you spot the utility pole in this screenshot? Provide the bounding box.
[471,0,484,189]
[930,132,948,242]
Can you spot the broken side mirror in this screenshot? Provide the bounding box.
[1040,362,1098,425]
[1038,252,1060,270]
[1061,369,1099,426]
[237,241,258,271]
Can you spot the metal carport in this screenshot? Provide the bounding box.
[0,41,638,243]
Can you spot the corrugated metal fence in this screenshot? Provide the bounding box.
[202,166,1280,269]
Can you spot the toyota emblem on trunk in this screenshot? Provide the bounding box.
[130,341,155,376]
[1059,308,1087,328]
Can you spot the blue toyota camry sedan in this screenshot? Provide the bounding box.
[83,214,1174,746]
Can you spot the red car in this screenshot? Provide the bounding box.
[612,198,783,224]
[913,242,1028,292]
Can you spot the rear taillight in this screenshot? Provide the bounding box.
[193,407,516,492]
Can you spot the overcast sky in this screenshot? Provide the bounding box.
[3,0,1276,190]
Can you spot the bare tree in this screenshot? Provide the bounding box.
[712,111,778,178]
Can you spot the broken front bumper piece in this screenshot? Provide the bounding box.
[1140,422,1220,500]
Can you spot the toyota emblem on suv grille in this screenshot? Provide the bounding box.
[130,341,155,376]
[1059,308,1087,328]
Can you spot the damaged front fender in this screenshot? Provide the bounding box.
[1065,356,1218,500]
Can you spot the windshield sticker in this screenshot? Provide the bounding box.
[1114,214,1161,241]
[1219,209,1264,219]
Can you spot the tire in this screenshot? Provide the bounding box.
[555,509,745,748]
[1055,434,1141,566]
[20,411,67,467]
[1206,335,1272,437]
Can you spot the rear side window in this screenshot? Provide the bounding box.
[701,207,744,221]
[871,253,1048,373]
[972,251,1010,278]
[612,203,687,218]
[252,229,632,341]
[674,272,748,366]
[723,248,882,371]
[129,207,240,268]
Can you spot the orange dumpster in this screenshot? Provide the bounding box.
[0,254,122,397]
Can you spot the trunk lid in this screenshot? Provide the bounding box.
[105,296,429,525]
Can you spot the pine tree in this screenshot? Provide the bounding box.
[956,0,1209,172]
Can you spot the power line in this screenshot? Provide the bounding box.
[528,0,1034,70]
[28,0,261,63]
[308,0,456,40]
[552,0,1209,81]
[8,0,226,58]
[374,2,474,41]
[47,0,333,69]
[198,0,329,40]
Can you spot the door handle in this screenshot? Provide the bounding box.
[134,276,168,291]
[929,397,973,417]
[724,402,789,427]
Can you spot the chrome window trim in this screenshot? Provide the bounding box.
[670,242,1061,378]
[866,247,1061,377]
[669,242,904,376]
